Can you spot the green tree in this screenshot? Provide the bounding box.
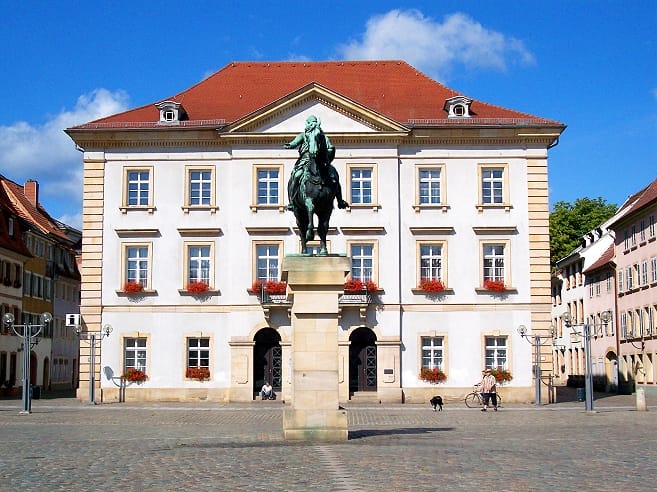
[550,197,617,267]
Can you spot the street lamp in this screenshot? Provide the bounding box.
[518,324,555,407]
[561,310,612,412]
[2,311,52,414]
[75,323,112,405]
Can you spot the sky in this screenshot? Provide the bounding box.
[0,1,655,230]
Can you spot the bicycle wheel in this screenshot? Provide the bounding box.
[464,393,481,408]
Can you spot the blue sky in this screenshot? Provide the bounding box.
[1,1,655,229]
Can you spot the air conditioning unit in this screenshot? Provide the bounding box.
[65,314,80,327]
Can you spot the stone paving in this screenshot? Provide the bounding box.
[0,393,655,491]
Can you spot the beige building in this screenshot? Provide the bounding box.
[66,61,564,404]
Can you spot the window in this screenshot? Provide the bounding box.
[255,243,280,282]
[126,169,151,206]
[124,338,147,371]
[254,167,280,206]
[417,167,442,205]
[485,336,508,369]
[421,336,444,370]
[623,230,630,250]
[640,219,646,242]
[483,243,506,282]
[618,271,624,293]
[648,306,655,336]
[631,225,637,247]
[626,266,634,290]
[350,243,374,281]
[651,257,657,283]
[124,244,151,288]
[479,166,505,205]
[186,244,212,285]
[606,272,613,292]
[185,168,215,209]
[349,167,373,205]
[419,243,443,282]
[187,338,210,369]
[641,261,649,286]
[649,215,655,239]
[7,217,13,237]
[620,312,628,338]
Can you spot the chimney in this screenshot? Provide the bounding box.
[24,179,39,206]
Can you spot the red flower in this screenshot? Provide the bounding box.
[265,281,287,294]
[186,281,209,293]
[344,279,378,293]
[185,367,210,381]
[123,281,144,293]
[419,367,447,384]
[419,278,445,293]
[251,280,264,292]
[489,368,512,382]
[122,368,147,382]
[483,280,506,292]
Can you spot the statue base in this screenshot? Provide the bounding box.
[281,255,350,442]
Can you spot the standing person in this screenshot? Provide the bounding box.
[261,381,274,400]
[480,369,498,411]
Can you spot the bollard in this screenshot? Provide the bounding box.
[636,387,647,412]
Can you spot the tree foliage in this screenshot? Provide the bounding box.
[549,197,617,267]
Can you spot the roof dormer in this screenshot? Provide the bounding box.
[155,100,187,125]
[443,96,472,118]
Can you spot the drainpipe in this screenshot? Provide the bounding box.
[397,156,403,400]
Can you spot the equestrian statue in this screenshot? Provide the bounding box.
[285,115,349,255]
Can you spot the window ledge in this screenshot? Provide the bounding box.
[116,289,158,297]
[411,288,454,295]
[476,203,512,213]
[346,203,380,212]
[250,204,285,213]
[182,205,218,215]
[413,204,450,213]
[475,287,517,294]
[119,206,156,214]
[178,289,220,296]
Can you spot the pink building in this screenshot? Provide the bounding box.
[607,176,657,392]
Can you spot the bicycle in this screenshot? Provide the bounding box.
[464,385,502,408]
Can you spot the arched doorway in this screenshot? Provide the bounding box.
[253,328,282,399]
[349,327,377,393]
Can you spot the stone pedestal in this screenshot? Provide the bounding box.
[282,255,349,442]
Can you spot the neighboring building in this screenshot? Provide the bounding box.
[607,176,657,392]
[0,176,81,392]
[552,220,617,389]
[66,61,564,403]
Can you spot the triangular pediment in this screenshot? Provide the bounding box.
[225,83,409,134]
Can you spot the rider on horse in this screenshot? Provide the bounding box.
[285,115,349,212]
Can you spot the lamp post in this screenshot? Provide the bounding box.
[561,310,612,412]
[2,312,52,415]
[75,323,112,405]
[517,324,555,407]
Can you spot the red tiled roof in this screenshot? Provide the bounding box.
[74,61,563,129]
[0,181,32,257]
[608,175,657,228]
[0,176,72,244]
[583,243,615,274]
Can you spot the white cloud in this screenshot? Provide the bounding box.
[0,89,129,229]
[336,10,535,81]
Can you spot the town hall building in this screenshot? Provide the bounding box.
[66,61,564,403]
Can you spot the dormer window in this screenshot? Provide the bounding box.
[155,100,187,125]
[443,96,472,118]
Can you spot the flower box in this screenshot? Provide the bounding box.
[185,367,210,381]
[344,279,378,293]
[186,281,210,294]
[489,368,512,383]
[419,278,445,293]
[122,368,148,382]
[123,281,144,293]
[264,281,287,294]
[483,280,506,292]
[419,367,447,384]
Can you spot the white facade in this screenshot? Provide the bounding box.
[67,62,563,403]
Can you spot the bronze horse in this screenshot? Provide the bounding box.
[293,153,335,255]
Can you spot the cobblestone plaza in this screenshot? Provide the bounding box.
[0,394,655,491]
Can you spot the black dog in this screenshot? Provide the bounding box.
[430,395,443,411]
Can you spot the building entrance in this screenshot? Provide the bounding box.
[253,328,282,398]
[349,327,377,393]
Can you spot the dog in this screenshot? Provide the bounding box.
[429,395,443,411]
